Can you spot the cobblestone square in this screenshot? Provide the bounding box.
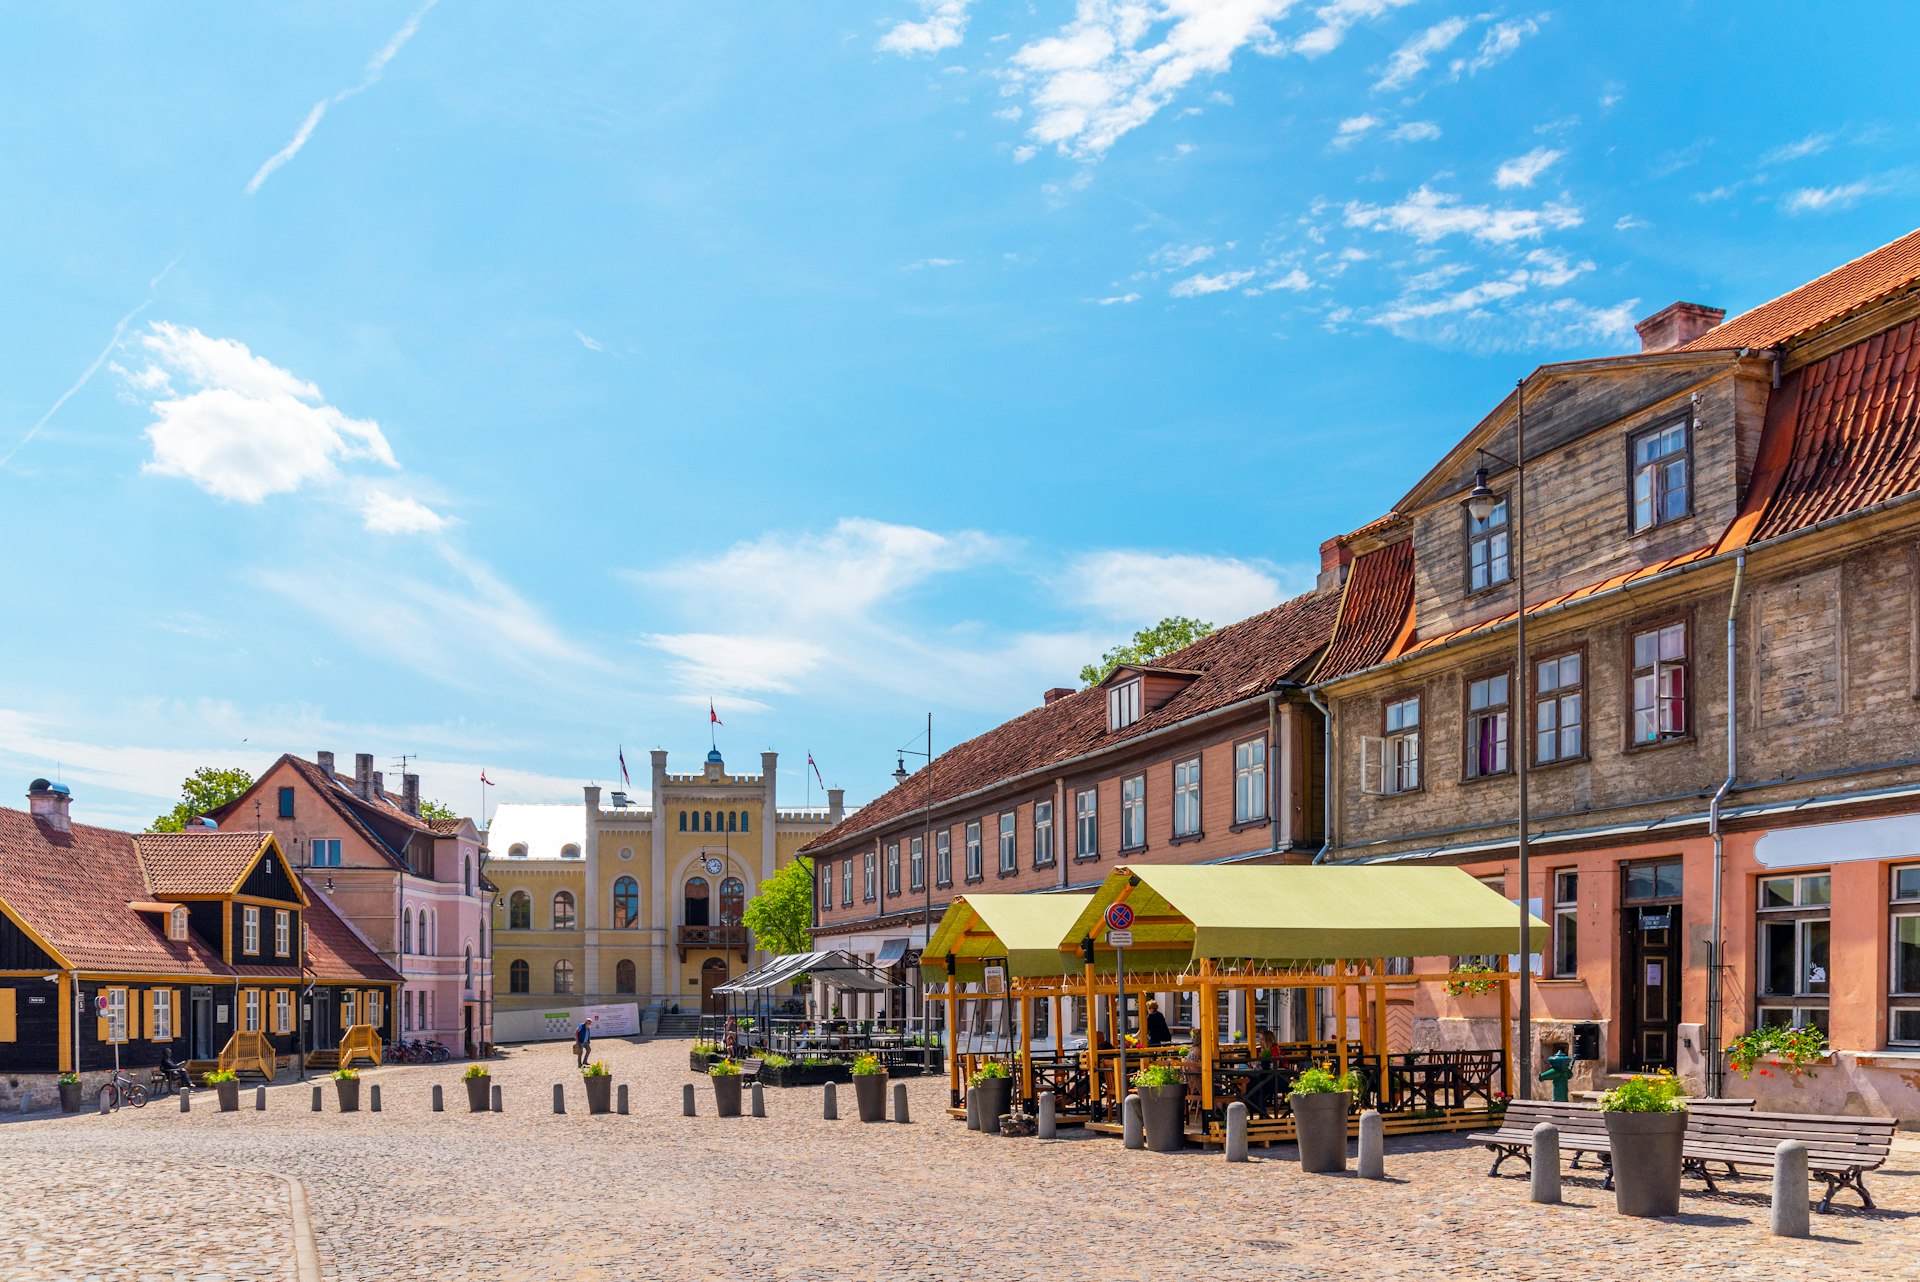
[3,1037,1916,1282]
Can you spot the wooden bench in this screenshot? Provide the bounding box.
[737,1058,764,1085]
[1473,1099,1756,1178]
[1682,1109,1898,1212]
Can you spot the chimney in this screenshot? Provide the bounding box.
[371,770,385,799]
[1634,301,1725,353]
[403,772,420,816]
[1318,536,1355,591]
[26,779,72,835]
[354,753,374,798]
[1043,687,1075,705]
[317,750,335,779]
[827,788,845,823]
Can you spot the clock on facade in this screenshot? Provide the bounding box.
[704,857,724,875]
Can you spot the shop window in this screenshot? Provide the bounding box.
[1551,870,1578,977]
[1757,872,1830,1034]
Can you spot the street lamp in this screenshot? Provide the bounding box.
[892,715,935,1037]
[1460,377,1533,1100]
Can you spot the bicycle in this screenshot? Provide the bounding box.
[98,1068,148,1111]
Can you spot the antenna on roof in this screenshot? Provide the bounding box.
[391,754,414,776]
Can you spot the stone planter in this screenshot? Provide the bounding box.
[465,1075,491,1113]
[853,1073,890,1123]
[216,1081,241,1113]
[1291,1091,1351,1173]
[969,1077,1011,1135]
[689,1051,713,1073]
[58,1081,83,1113]
[335,1078,361,1113]
[584,1075,613,1115]
[711,1075,743,1117]
[1138,1083,1188,1152]
[1605,1110,1688,1217]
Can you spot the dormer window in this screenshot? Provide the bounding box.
[560,843,581,860]
[1465,493,1511,592]
[1108,678,1142,731]
[168,907,188,942]
[508,843,528,858]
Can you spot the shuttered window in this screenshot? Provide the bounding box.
[0,989,16,1042]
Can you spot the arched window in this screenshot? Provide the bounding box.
[508,843,528,858]
[509,959,529,993]
[420,910,432,954]
[553,959,575,995]
[463,943,473,985]
[719,877,745,926]
[704,811,713,832]
[684,876,710,926]
[679,812,687,832]
[615,959,637,994]
[560,843,581,860]
[463,856,471,893]
[401,907,412,954]
[552,891,576,930]
[740,810,749,832]
[612,876,640,928]
[508,890,531,930]
[727,811,737,832]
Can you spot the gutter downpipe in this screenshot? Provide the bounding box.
[1266,692,1282,855]
[1707,548,1747,1098]
[1305,686,1334,863]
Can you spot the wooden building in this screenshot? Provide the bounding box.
[0,779,400,1103]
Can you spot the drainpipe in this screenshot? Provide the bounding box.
[1706,549,1747,1098]
[1266,692,1282,855]
[1305,687,1334,863]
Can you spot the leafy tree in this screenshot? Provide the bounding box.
[149,766,255,832]
[742,856,814,957]
[417,798,459,822]
[1079,615,1215,687]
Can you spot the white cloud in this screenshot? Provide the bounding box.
[362,490,448,535]
[1784,180,1878,213]
[131,323,398,504]
[574,330,605,352]
[246,0,437,194]
[643,633,830,696]
[1373,16,1467,91]
[1761,132,1833,165]
[1062,551,1305,624]
[1494,146,1562,189]
[1152,242,1218,268]
[1343,185,1582,245]
[1171,268,1257,297]
[1449,15,1542,78]
[1094,292,1143,304]
[903,257,963,270]
[1614,214,1648,231]
[1294,0,1418,57]
[877,0,973,55]
[1389,120,1441,142]
[1259,267,1314,292]
[1007,0,1293,160]
[1331,113,1379,148]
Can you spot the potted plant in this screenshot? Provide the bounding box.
[333,1066,362,1113]
[689,1040,723,1073]
[56,1071,83,1114]
[205,1068,241,1113]
[581,1059,613,1114]
[758,1052,793,1088]
[1289,1065,1359,1173]
[462,1062,491,1113]
[851,1052,888,1123]
[1131,1063,1188,1151]
[1599,1072,1687,1217]
[1727,1024,1828,1084]
[969,1060,1013,1135]
[709,1059,743,1117]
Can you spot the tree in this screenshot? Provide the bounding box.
[417,798,459,822]
[1079,615,1215,687]
[742,856,814,957]
[149,766,255,832]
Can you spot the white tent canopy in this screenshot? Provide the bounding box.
[712,950,890,995]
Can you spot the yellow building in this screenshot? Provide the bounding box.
[486,750,843,1029]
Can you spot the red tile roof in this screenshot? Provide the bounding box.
[1681,226,1920,352]
[136,830,273,897]
[801,587,1341,853]
[212,754,474,870]
[273,893,398,983]
[1311,539,1416,680]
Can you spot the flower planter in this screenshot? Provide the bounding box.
[689,1052,713,1073]
[711,1075,743,1117]
[584,1075,613,1115]
[216,1082,241,1113]
[853,1073,890,1123]
[465,1075,491,1113]
[335,1078,361,1113]
[969,1077,1011,1134]
[1291,1091,1351,1173]
[1605,1110,1687,1217]
[1138,1082,1188,1152]
[58,1081,83,1113]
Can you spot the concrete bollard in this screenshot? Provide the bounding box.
[17,1092,29,1113]
[750,1082,766,1118]
[1226,1102,1250,1163]
[97,1089,110,1116]
[823,1083,838,1121]
[180,1088,190,1113]
[1038,1091,1056,1140]
[311,1085,323,1112]
[256,1086,267,1112]
[369,1084,381,1113]
[1530,1123,1562,1204]
[490,1084,502,1113]
[1358,1110,1384,1180]
[431,1084,444,1112]
[552,1083,565,1114]
[893,1082,909,1124]
[965,1091,980,1131]
[1771,1140,1810,1238]
[1122,1093,1144,1150]
[682,1083,697,1117]
[617,1084,629,1115]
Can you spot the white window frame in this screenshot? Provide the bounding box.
[1173,757,1201,838]
[863,849,877,901]
[105,987,129,1043]
[1120,775,1146,850]
[275,988,292,1035]
[1535,650,1585,764]
[1892,864,1920,1045]
[997,811,1017,874]
[1374,695,1421,795]
[168,906,188,942]
[910,835,926,890]
[886,842,901,896]
[1757,872,1831,1033]
[312,838,342,868]
[965,821,983,882]
[1075,788,1098,859]
[1032,801,1054,868]
[1631,621,1689,744]
[242,905,261,954]
[1630,418,1690,533]
[274,909,291,957]
[244,988,260,1033]
[936,830,952,886]
[1233,737,1267,823]
[1108,678,1142,731]
[1465,671,1511,780]
[1467,493,1511,591]
[841,858,853,906]
[152,987,173,1040]
[1551,870,1578,978]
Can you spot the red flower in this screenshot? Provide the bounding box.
[1758,1069,1772,1078]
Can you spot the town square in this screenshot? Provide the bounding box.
[6,4,1920,1279]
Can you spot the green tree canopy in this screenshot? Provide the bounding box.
[149,766,255,832]
[742,855,814,957]
[417,798,459,823]
[1079,615,1215,687]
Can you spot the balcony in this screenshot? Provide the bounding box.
[677,923,750,961]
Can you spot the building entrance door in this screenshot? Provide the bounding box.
[700,958,728,1014]
[189,987,214,1059]
[1620,859,1684,1070]
[311,989,337,1050]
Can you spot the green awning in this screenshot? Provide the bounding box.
[1061,864,1547,964]
[922,892,1094,985]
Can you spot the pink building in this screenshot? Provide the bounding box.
[209,751,494,1055]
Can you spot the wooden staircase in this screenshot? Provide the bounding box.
[213,1031,275,1082]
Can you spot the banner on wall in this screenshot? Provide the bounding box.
[494,1002,641,1044]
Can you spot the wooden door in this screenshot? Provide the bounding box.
[1620,859,1683,1070]
[700,959,728,1014]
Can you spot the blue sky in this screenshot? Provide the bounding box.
[4,2,1917,829]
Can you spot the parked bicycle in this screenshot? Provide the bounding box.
[98,1068,148,1111]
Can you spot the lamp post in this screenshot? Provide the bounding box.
[1463,377,1532,1100]
[892,713,934,1038]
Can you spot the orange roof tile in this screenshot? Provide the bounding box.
[1312,539,1416,681]
[1681,226,1920,352]
[136,830,271,896]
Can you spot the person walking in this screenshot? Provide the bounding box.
[574,1018,593,1068]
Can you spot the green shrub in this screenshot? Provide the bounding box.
[1727,1024,1827,1080]
[708,1059,742,1077]
[1292,1065,1361,1095]
[801,1056,840,1068]
[760,1052,792,1069]
[580,1060,610,1078]
[1131,1064,1182,1089]
[1598,1072,1685,1113]
[1443,961,1500,997]
[332,1067,360,1082]
[56,1072,80,1085]
[690,1040,724,1055]
[463,1063,489,1079]
[850,1053,883,1077]
[203,1069,238,1085]
[968,1061,1010,1085]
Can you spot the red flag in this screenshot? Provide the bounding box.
[808,753,825,789]
[709,700,723,727]
[619,747,630,789]
[479,770,494,787]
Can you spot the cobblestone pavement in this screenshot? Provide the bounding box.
[4,1037,1917,1281]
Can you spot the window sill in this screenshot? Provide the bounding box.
[1228,817,1269,834]
[1032,860,1056,872]
[1073,854,1101,865]
[1169,832,1205,846]
[995,869,1020,880]
[1530,754,1590,772]
[1460,769,1515,786]
[1624,734,1694,756]
[1376,787,1427,800]
[1119,844,1149,857]
[964,877,985,886]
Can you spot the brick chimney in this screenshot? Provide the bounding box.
[317,750,335,779]
[26,778,71,835]
[1318,536,1355,591]
[1043,687,1075,705]
[1634,301,1725,352]
[371,770,385,799]
[354,753,374,798]
[827,788,845,823]
[403,772,420,817]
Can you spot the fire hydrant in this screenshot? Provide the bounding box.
[1539,1048,1573,1102]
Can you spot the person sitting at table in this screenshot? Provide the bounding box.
[1144,999,1171,1046]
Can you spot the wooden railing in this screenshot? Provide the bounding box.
[215,1030,275,1082]
[337,1024,384,1069]
[677,923,750,960]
